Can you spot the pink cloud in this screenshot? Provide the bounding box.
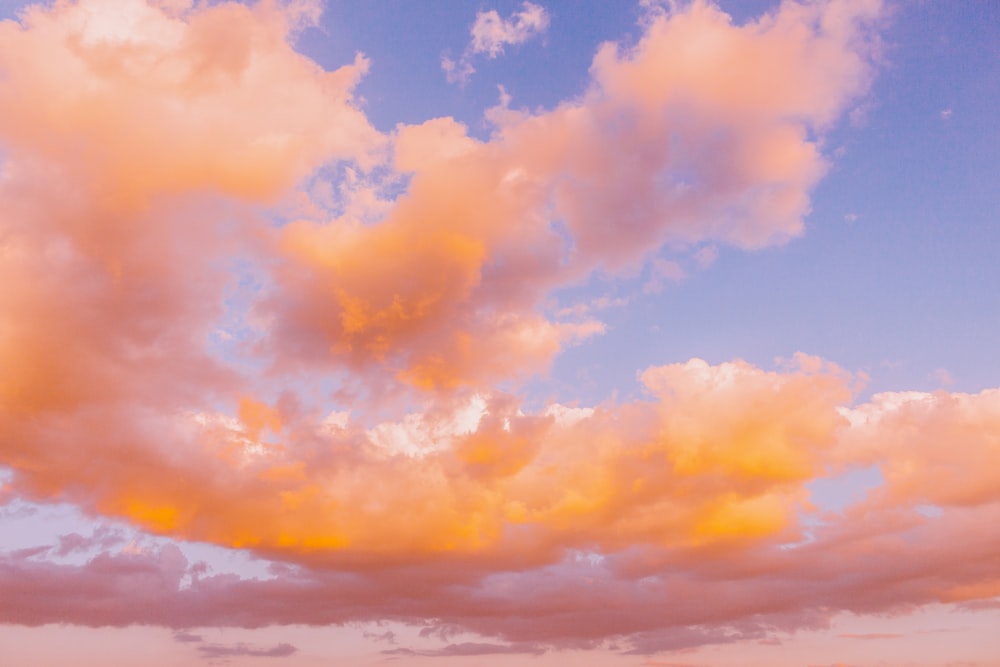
[0,0,382,423]
[836,389,1000,508]
[265,0,885,389]
[1,355,861,566]
[197,641,297,659]
[3,359,1000,653]
[384,642,546,657]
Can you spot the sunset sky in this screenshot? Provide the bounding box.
[1,1,999,666]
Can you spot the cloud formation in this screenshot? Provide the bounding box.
[3,473,1000,653]
[443,1,550,83]
[470,1,550,58]
[275,0,884,390]
[2,0,997,658]
[3,366,1000,651]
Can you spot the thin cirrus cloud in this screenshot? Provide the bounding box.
[1,0,998,660]
[197,642,298,659]
[383,641,546,657]
[442,1,551,83]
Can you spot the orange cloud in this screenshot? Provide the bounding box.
[263,0,885,389]
[0,354,912,564]
[0,0,381,416]
[855,389,1000,508]
[0,0,380,204]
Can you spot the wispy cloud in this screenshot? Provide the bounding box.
[197,642,297,659]
[443,2,550,83]
[384,642,545,657]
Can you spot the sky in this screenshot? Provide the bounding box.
[0,0,999,666]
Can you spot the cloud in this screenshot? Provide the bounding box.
[273,0,885,389]
[1,356,859,563]
[0,0,382,425]
[55,526,127,557]
[836,389,1000,508]
[443,2,550,83]
[470,2,550,58]
[932,368,954,386]
[197,642,297,659]
[3,0,997,659]
[362,629,397,644]
[3,363,1000,653]
[384,641,545,657]
[643,258,687,293]
[954,599,1000,611]
[173,630,205,643]
[440,55,476,85]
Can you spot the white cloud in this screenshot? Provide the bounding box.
[441,55,476,84]
[694,245,719,268]
[470,1,549,57]
[932,368,954,386]
[367,395,487,457]
[443,2,550,84]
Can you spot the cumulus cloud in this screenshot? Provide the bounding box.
[0,0,382,425]
[273,0,885,389]
[443,2,550,83]
[1,356,860,563]
[4,358,1000,652]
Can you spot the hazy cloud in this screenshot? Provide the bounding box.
[197,642,297,659]
[443,2,550,83]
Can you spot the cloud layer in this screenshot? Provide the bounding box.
[2,0,998,656]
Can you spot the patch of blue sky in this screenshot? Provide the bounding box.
[300,1,639,136]
[807,465,884,514]
[205,259,269,370]
[537,2,1000,404]
[0,496,280,581]
[915,504,943,519]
